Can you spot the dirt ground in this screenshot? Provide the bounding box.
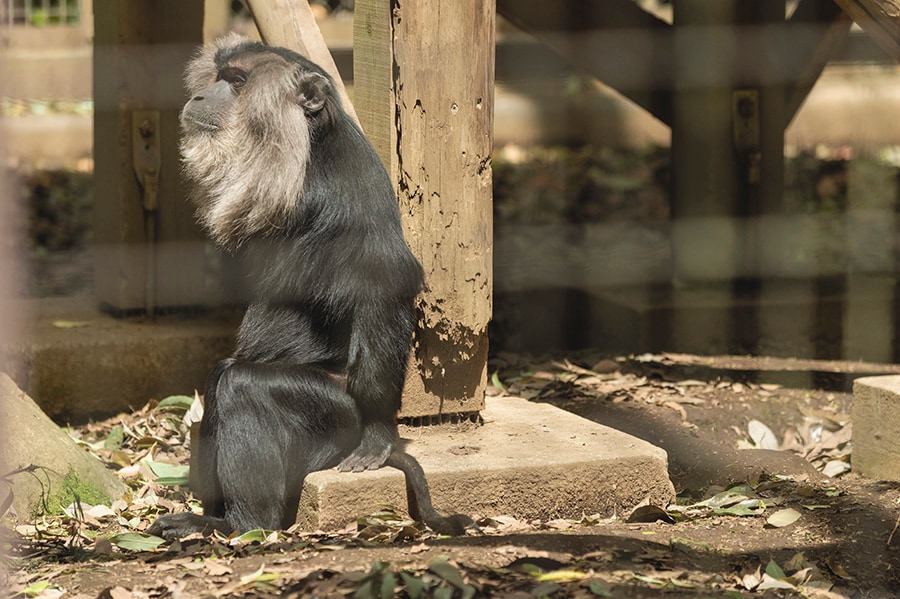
[3,353,900,598]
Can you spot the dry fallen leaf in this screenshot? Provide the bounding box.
[766,508,801,528]
[748,419,779,450]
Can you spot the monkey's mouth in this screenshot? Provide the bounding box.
[181,116,220,132]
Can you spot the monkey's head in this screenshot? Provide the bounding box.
[181,33,338,248]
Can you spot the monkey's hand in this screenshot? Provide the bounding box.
[338,424,395,472]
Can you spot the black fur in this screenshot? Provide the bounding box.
[148,38,469,539]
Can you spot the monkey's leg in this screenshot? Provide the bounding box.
[386,450,474,536]
[213,361,361,533]
[148,360,233,540]
[151,361,360,539]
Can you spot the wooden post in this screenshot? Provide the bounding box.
[833,0,900,62]
[670,0,785,283]
[93,1,205,312]
[736,0,786,278]
[670,0,742,282]
[785,0,852,124]
[203,0,232,41]
[354,0,494,418]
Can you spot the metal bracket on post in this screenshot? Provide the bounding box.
[132,111,161,318]
[732,89,761,184]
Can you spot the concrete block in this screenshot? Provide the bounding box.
[298,395,675,530]
[853,375,900,480]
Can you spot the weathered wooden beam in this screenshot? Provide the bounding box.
[352,0,392,168]
[832,0,900,61]
[93,1,206,312]
[785,0,853,124]
[669,0,787,283]
[244,0,358,124]
[497,0,674,126]
[354,0,493,418]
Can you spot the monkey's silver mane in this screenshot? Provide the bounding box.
[181,34,314,249]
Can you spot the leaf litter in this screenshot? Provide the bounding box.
[4,352,900,597]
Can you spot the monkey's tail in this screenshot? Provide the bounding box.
[385,450,473,536]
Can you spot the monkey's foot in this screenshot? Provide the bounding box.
[429,513,478,536]
[147,513,234,540]
[337,441,392,472]
[337,446,391,472]
[338,425,396,472]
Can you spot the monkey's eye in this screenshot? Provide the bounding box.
[218,67,248,90]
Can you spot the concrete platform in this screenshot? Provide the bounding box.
[1,297,239,423]
[298,395,675,530]
[2,298,675,527]
[853,375,900,481]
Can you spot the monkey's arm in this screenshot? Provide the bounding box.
[339,297,415,472]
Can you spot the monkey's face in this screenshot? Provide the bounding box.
[180,75,242,134]
[180,33,334,248]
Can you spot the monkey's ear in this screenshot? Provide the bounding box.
[296,71,329,115]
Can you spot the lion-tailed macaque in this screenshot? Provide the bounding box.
[148,34,470,539]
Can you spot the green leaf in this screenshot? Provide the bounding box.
[428,559,466,589]
[428,559,476,599]
[379,570,396,599]
[52,320,90,328]
[433,588,454,599]
[104,426,125,450]
[240,564,278,585]
[532,581,561,596]
[236,529,269,543]
[765,559,787,579]
[400,571,426,599]
[537,570,588,583]
[158,395,196,411]
[155,476,190,487]
[147,461,188,478]
[147,461,190,486]
[109,533,165,551]
[588,579,613,597]
[634,574,666,586]
[22,581,53,597]
[490,371,506,391]
[353,580,374,599]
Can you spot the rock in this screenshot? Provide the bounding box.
[0,373,128,520]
